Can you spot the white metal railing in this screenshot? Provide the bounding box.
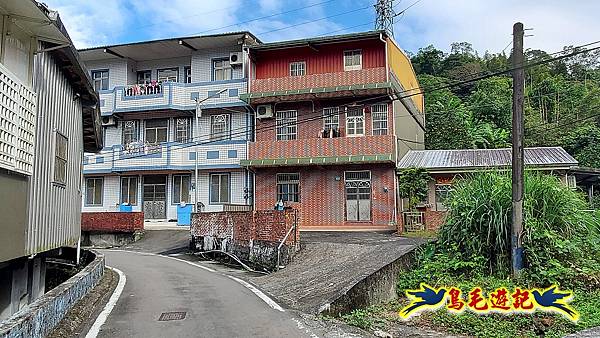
[123,82,163,97]
[403,211,425,232]
[0,63,37,175]
[120,142,162,156]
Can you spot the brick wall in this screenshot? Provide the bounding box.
[424,210,447,231]
[254,164,396,228]
[81,212,144,233]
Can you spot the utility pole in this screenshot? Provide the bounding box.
[511,22,525,277]
[374,0,395,36]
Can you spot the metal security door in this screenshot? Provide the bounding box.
[143,175,166,219]
[345,171,371,221]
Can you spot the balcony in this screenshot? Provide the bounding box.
[242,134,396,167]
[83,140,247,174]
[98,79,247,116]
[242,67,391,104]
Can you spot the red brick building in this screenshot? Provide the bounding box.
[240,31,424,230]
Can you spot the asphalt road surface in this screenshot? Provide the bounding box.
[96,250,317,338]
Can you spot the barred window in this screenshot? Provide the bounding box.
[210,114,230,141]
[346,108,364,136]
[54,132,68,184]
[277,173,300,202]
[372,104,388,135]
[86,177,103,206]
[435,184,453,211]
[323,107,339,131]
[289,61,306,76]
[122,120,139,146]
[276,110,297,141]
[120,176,138,205]
[175,118,191,142]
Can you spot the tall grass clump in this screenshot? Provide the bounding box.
[437,171,600,287]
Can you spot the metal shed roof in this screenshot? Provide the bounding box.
[397,147,578,173]
[249,30,386,51]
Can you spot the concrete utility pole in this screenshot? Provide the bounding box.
[511,22,525,277]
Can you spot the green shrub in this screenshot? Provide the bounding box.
[436,171,600,287]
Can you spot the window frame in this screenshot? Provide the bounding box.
[434,183,453,211]
[209,173,231,205]
[210,114,231,141]
[120,176,138,205]
[144,119,169,144]
[289,61,306,76]
[91,69,109,91]
[323,107,340,132]
[371,103,388,135]
[172,174,191,205]
[343,50,362,71]
[184,66,192,83]
[175,118,191,143]
[275,110,298,141]
[157,67,179,83]
[345,107,365,136]
[213,58,232,81]
[85,177,104,206]
[136,70,152,84]
[53,131,68,185]
[122,120,140,146]
[276,173,300,203]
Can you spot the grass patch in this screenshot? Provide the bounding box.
[401,230,437,239]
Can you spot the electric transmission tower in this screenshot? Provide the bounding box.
[374,0,395,36]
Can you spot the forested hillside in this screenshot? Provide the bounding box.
[412,42,600,168]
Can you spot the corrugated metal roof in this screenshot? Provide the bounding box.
[250,30,386,51]
[397,147,578,172]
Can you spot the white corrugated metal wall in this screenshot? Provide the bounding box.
[27,44,84,255]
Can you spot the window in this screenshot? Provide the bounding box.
[276,110,297,141]
[276,173,300,202]
[346,107,364,136]
[213,59,232,81]
[145,119,168,144]
[184,66,192,83]
[175,118,191,142]
[289,61,306,76]
[136,70,151,84]
[344,50,362,71]
[157,67,178,82]
[435,184,453,211]
[54,132,68,184]
[210,173,230,204]
[86,177,103,206]
[122,120,139,146]
[371,104,388,135]
[345,171,371,221]
[91,70,109,91]
[323,107,339,132]
[173,175,191,204]
[210,114,230,141]
[120,176,138,205]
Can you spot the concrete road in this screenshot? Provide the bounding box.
[97,250,316,338]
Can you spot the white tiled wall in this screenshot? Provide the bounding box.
[191,47,243,82]
[136,56,191,83]
[86,59,129,88]
[82,175,120,212]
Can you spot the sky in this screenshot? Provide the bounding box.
[43,0,600,55]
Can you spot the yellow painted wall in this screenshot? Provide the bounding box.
[386,37,424,113]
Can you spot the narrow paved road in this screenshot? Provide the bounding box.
[97,250,316,338]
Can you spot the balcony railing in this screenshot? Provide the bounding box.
[250,67,387,93]
[98,79,247,115]
[243,134,396,167]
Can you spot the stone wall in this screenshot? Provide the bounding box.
[81,212,144,233]
[0,250,104,338]
[191,210,299,270]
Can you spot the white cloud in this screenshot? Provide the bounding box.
[394,0,600,55]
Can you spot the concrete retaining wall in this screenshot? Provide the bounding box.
[191,210,299,270]
[0,250,105,338]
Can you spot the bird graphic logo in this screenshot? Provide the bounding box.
[400,283,447,319]
[532,285,579,321]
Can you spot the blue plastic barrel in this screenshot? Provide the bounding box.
[177,204,193,226]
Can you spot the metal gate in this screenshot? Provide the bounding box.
[143,175,166,219]
[345,171,371,221]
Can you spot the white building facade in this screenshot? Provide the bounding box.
[80,33,258,220]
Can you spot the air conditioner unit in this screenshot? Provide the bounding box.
[256,105,273,119]
[229,52,243,65]
[101,116,116,126]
